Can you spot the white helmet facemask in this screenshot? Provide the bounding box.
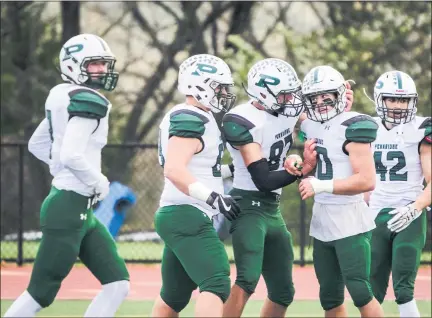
[245,58,303,117]
[302,65,347,123]
[178,54,236,113]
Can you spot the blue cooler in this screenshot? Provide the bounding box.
[93,182,137,238]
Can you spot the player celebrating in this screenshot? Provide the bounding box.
[221,58,321,318]
[4,34,130,317]
[296,65,384,317]
[151,54,241,317]
[366,71,431,318]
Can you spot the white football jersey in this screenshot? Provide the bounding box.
[47,83,111,196]
[158,104,224,218]
[301,111,379,240]
[222,101,299,194]
[369,116,431,217]
[301,111,378,204]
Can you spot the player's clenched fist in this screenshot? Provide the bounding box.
[299,177,316,200]
[284,139,317,176]
[284,154,303,176]
[302,139,317,175]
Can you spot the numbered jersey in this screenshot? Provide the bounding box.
[369,116,431,215]
[46,83,111,196]
[301,111,378,205]
[222,101,298,194]
[158,104,224,218]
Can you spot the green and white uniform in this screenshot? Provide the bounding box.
[222,101,297,307]
[369,116,431,305]
[155,104,230,312]
[300,111,378,310]
[26,83,129,308]
[158,104,224,219]
[301,112,378,241]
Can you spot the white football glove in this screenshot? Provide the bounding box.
[93,175,110,203]
[387,204,421,233]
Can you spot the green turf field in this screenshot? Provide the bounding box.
[2,241,431,263]
[1,299,431,317]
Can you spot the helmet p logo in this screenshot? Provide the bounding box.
[375,80,384,89]
[191,63,217,76]
[62,44,84,61]
[255,74,280,87]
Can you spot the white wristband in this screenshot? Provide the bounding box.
[188,182,213,202]
[221,164,233,179]
[310,179,334,194]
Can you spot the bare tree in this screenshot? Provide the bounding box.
[61,1,80,45]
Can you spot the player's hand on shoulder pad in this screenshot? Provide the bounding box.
[94,175,110,202]
[387,203,421,233]
[206,192,242,221]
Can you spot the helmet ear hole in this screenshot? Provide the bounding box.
[68,66,73,72]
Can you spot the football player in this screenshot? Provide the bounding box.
[295,65,384,317]
[151,54,241,317]
[221,59,353,318]
[5,34,130,317]
[366,71,431,317]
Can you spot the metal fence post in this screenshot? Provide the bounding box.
[299,192,306,267]
[17,144,24,266]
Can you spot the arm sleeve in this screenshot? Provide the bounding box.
[28,118,52,165]
[59,116,105,187]
[247,158,299,192]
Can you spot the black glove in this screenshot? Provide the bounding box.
[206,192,242,221]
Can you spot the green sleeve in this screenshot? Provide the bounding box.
[169,110,208,138]
[67,89,109,119]
[419,117,432,144]
[222,113,255,146]
[342,115,378,143]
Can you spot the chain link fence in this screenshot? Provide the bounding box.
[1,142,431,266]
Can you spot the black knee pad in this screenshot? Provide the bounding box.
[199,274,231,303]
[160,289,193,313]
[268,283,295,307]
[345,279,374,308]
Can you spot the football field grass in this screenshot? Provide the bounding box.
[1,299,432,317]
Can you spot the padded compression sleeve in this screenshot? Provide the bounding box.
[247,158,298,192]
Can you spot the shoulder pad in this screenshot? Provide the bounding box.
[342,114,378,143]
[169,109,209,138]
[68,89,109,119]
[222,113,255,146]
[419,117,431,135]
[419,117,432,144]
